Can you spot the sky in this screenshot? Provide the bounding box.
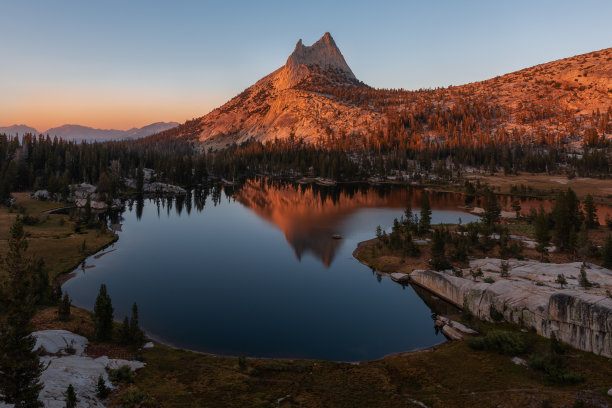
[2,0,612,131]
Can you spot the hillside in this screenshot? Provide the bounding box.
[154,33,612,151]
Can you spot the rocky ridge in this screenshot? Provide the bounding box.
[153,34,612,151]
[404,259,612,357]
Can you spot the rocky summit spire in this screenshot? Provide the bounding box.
[275,32,356,90]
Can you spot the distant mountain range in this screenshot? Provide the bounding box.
[0,122,179,142]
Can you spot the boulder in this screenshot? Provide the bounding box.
[390,273,410,283]
[31,190,50,200]
[441,324,464,341]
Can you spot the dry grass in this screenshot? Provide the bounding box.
[132,325,612,408]
[0,193,117,282]
[478,174,612,205]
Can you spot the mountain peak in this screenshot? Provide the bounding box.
[276,32,356,90]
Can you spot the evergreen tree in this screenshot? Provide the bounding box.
[64,384,76,408]
[136,163,144,194]
[96,376,110,399]
[0,218,43,407]
[579,264,592,288]
[429,228,450,271]
[575,222,591,260]
[553,189,582,252]
[555,274,567,289]
[58,292,71,322]
[93,284,114,342]
[511,198,521,219]
[403,201,416,232]
[583,194,598,228]
[129,302,143,346]
[418,194,431,235]
[84,195,92,225]
[603,234,612,269]
[119,317,131,345]
[482,190,501,225]
[534,208,551,261]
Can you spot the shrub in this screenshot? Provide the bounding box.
[119,386,158,408]
[467,330,528,355]
[106,365,134,385]
[489,304,505,322]
[22,215,40,225]
[238,354,247,371]
[484,277,495,284]
[529,354,585,385]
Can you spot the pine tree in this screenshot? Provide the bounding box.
[534,208,551,261]
[58,292,71,321]
[129,302,143,346]
[93,284,114,342]
[96,376,110,399]
[64,384,76,408]
[418,194,431,235]
[602,234,612,269]
[583,194,598,228]
[482,190,501,225]
[579,264,592,288]
[429,228,450,271]
[555,274,567,289]
[136,163,144,194]
[119,317,130,345]
[576,222,591,260]
[511,198,521,219]
[0,218,43,407]
[84,195,92,225]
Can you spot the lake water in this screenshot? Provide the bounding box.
[63,180,480,361]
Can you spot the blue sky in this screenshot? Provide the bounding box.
[2,0,611,130]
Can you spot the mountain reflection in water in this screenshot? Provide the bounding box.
[234,179,469,267]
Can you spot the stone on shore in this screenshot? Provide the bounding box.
[390,272,410,283]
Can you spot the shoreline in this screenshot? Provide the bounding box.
[60,227,448,364]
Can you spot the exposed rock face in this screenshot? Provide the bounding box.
[409,259,612,357]
[277,32,356,90]
[0,330,145,408]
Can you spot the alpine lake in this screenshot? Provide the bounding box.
[63,179,483,361]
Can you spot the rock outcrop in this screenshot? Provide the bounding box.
[409,259,612,357]
[0,330,145,408]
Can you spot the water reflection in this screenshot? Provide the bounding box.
[120,179,612,268]
[234,179,470,266]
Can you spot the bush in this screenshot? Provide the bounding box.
[22,215,40,225]
[106,365,134,385]
[484,277,495,284]
[467,330,528,355]
[529,354,585,385]
[119,386,158,408]
[489,304,505,322]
